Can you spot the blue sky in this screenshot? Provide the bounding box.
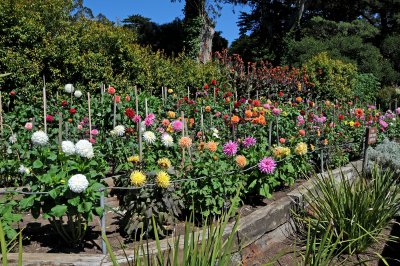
[84,0,250,44]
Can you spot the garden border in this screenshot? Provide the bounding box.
[5,160,363,265]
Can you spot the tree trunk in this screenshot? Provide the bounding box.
[199,16,215,63]
[184,0,214,63]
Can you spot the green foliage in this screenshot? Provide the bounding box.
[0,219,23,266]
[302,166,400,254]
[284,17,398,86]
[0,195,22,241]
[304,52,357,100]
[118,185,183,239]
[104,193,240,266]
[351,73,380,103]
[18,141,108,246]
[0,0,225,97]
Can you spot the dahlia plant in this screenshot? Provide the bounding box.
[19,134,108,246]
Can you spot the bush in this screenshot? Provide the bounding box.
[351,73,380,103]
[368,138,400,171]
[304,52,357,100]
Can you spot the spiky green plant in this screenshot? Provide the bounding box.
[302,165,400,254]
[104,193,241,265]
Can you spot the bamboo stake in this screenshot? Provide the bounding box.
[135,86,139,115]
[181,111,185,137]
[213,87,216,103]
[43,76,47,134]
[164,86,168,104]
[101,84,104,105]
[161,86,165,106]
[187,87,190,100]
[145,98,148,117]
[88,92,92,140]
[268,121,273,147]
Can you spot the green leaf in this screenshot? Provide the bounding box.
[50,205,67,217]
[83,202,93,212]
[48,189,59,199]
[67,196,80,206]
[95,207,104,216]
[287,163,294,173]
[259,183,271,198]
[47,153,57,161]
[32,160,43,169]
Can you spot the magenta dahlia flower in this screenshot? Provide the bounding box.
[144,113,155,126]
[223,141,238,157]
[258,157,276,174]
[171,120,183,132]
[242,137,256,148]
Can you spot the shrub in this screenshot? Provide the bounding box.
[304,52,357,100]
[351,73,380,103]
[367,138,400,171]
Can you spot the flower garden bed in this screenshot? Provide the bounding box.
[1,79,399,265]
[4,161,362,265]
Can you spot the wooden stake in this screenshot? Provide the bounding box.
[161,86,165,106]
[181,111,185,137]
[187,87,190,100]
[268,121,273,147]
[88,92,92,140]
[135,86,139,115]
[145,98,148,116]
[213,87,216,103]
[101,84,104,105]
[43,76,47,134]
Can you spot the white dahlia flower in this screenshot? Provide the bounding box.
[62,140,76,155]
[140,121,146,133]
[75,139,94,159]
[31,131,49,146]
[211,127,220,139]
[161,133,174,147]
[143,131,156,144]
[68,174,89,193]
[9,133,17,144]
[18,165,30,175]
[74,90,82,98]
[64,84,75,93]
[113,125,125,136]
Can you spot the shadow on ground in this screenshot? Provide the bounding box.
[379,217,400,266]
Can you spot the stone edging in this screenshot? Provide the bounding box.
[6,160,363,265]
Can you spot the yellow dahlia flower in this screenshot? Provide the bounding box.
[295,142,308,156]
[156,171,170,188]
[127,155,140,163]
[130,171,146,186]
[158,158,171,169]
[273,146,291,159]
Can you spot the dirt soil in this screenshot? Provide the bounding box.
[16,179,307,254]
[15,177,400,266]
